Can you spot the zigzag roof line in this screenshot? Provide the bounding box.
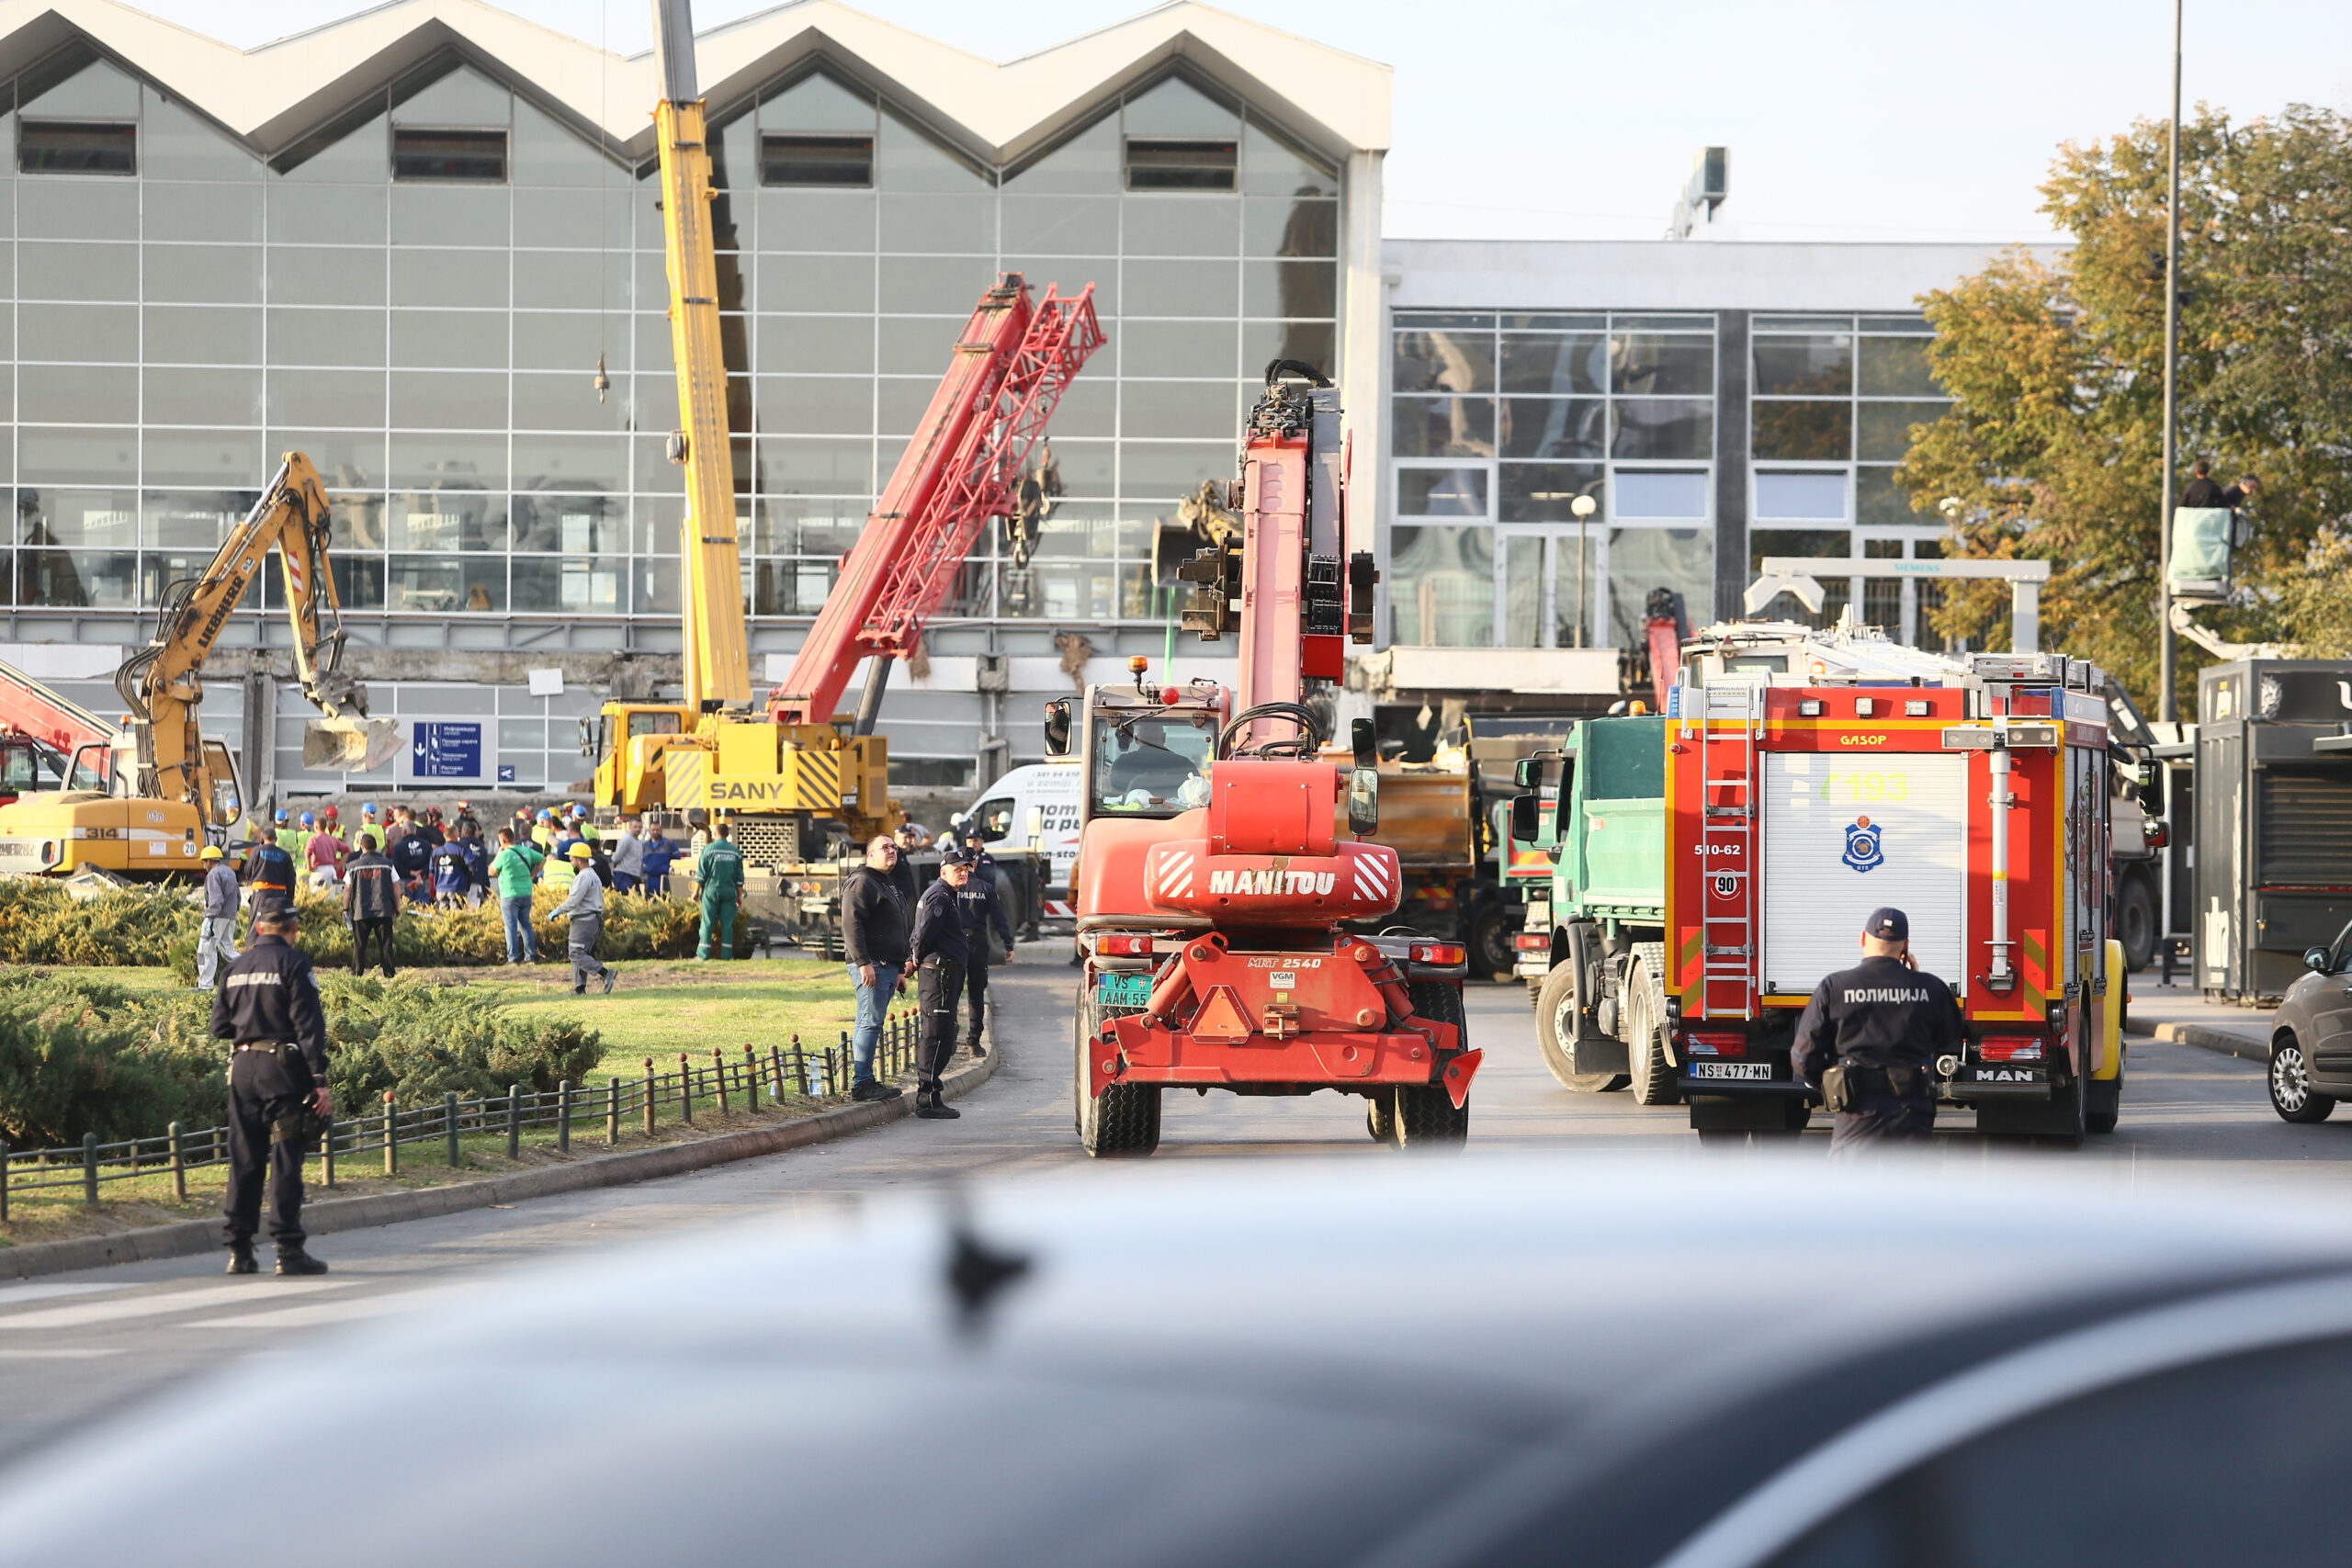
[0,0,1390,169]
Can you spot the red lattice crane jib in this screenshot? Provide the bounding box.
[766,275,1104,727]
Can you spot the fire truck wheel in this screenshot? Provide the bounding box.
[2269,1036,2336,1124]
[1396,981,1470,1147]
[2086,1048,2124,1134]
[1535,963,1626,1092]
[1366,1090,1397,1144]
[1624,952,1680,1107]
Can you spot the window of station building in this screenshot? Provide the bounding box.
[391,127,508,182]
[761,133,873,187]
[1747,313,1954,635]
[1125,138,1238,191]
[1390,311,1714,649]
[19,118,137,175]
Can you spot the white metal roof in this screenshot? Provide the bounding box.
[0,0,1391,165]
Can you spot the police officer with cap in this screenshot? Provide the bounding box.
[211,901,332,1275]
[1791,907,1962,1156]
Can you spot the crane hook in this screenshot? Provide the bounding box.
[593,352,611,404]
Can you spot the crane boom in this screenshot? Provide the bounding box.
[650,0,749,712]
[767,274,1103,727]
[0,660,115,758]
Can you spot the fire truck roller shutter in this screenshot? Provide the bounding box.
[1761,751,1968,993]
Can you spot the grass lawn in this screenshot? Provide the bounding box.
[1,958,919,1250]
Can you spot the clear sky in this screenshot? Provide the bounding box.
[125,0,2352,243]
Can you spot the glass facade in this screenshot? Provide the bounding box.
[1385,307,1958,656]
[1389,310,1714,650]
[0,48,1346,786]
[1747,312,1954,640]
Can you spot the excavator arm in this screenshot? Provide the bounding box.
[114,450,398,820]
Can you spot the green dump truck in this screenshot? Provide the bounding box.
[1507,716,1679,1103]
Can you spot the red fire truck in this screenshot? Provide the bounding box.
[1664,647,2125,1144]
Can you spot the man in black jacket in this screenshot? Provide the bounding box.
[2181,457,2258,510]
[1790,908,1962,1156]
[343,833,401,978]
[909,849,972,1119]
[841,834,910,1103]
[211,903,333,1275]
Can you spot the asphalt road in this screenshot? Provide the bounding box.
[1,954,2341,1464]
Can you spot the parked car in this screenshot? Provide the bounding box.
[2267,918,2352,1122]
[5,1159,2352,1566]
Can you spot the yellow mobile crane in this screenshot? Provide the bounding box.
[0,452,398,877]
[586,1,1102,896]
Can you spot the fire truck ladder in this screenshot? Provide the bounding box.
[1699,681,1764,1017]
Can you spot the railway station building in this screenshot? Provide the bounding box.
[0,0,2052,807]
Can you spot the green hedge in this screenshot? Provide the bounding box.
[0,969,604,1150]
[0,879,703,975]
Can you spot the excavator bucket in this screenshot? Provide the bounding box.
[302,716,402,772]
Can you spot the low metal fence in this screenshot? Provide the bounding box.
[0,1008,933,1220]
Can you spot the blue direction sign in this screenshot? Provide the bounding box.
[412,722,483,781]
[497,765,516,784]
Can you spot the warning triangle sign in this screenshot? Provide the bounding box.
[1189,985,1255,1044]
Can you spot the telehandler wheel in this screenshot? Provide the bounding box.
[2086,1045,2123,1135]
[1394,981,1469,1148]
[1535,962,1628,1092]
[1623,951,1680,1106]
[1074,993,1161,1157]
[1365,1090,1396,1144]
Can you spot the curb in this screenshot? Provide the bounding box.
[2134,1020,2271,1064]
[0,1044,1001,1282]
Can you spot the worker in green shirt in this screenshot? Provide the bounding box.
[695,819,746,961]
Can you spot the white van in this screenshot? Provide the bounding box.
[953,760,1082,895]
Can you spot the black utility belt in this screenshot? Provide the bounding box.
[917,955,960,969]
[232,1042,293,1054]
[1821,1062,1927,1110]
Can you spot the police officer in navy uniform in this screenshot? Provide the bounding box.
[211,902,333,1275]
[908,850,973,1121]
[1791,907,1961,1156]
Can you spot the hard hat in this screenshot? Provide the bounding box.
[198,845,223,861]
[537,809,554,821]
[362,802,378,815]
[322,805,339,818]
[225,799,239,815]
[300,811,315,826]
[567,841,593,859]
[569,804,587,818]
[275,809,288,822]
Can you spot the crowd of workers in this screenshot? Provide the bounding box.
[193,797,739,998]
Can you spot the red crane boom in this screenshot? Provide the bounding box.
[767,274,1104,727]
[0,659,115,756]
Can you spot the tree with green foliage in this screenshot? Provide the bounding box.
[1898,105,2352,707]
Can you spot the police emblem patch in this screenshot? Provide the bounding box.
[1842,815,1884,873]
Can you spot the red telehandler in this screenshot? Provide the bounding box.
[1055,362,1482,1155]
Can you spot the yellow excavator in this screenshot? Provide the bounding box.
[0,451,398,878]
[584,0,1103,899]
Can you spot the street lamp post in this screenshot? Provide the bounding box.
[1570,493,1598,649]
[2157,0,2184,721]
